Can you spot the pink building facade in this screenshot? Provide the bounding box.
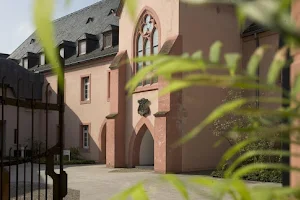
[5,0,282,174]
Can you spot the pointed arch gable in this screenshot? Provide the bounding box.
[128,117,155,167]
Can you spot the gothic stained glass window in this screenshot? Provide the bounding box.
[135,12,159,86]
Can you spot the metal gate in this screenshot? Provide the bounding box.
[0,58,67,199]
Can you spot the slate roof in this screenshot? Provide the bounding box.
[0,59,44,99]
[9,0,120,68]
[30,45,118,73]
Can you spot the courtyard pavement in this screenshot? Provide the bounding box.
[7,164,281,200]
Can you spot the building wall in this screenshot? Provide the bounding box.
[43,58,112,161]
[179,3,240,171]
[119,0,180,166]
[0,88,43,156]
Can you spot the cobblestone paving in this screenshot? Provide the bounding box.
[7,164,281,200]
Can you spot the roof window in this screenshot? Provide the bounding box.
[108,9,115,16]
[30,39,35,44]
[86,17,94,24]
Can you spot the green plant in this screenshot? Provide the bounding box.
[70,147,82,160]
[34,0,300,199]
[211,89,282,183]
[24,137,45,157]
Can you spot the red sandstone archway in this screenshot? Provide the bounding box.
[99,120,107,163]
[128,117,155,168]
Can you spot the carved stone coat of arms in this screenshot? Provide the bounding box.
[138,98,150,117]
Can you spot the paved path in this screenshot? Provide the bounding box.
[7,164,281,200]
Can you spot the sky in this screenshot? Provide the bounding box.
[0,0,101,54]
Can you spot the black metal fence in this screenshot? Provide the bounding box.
[0,58,67,199]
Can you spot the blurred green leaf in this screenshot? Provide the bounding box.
[247,45,270,77]
[33,0,63,89]
[224,150,298,178]
[230,180,251,200]
[219,138,258,168]
[125,0,137,20]
[159,80,193,97]
[110,182,148,200]
[236,6,247,30]
[191,50,203,60]
[225,53,241,76]
[209,41,223,63]
[238,1,278,27]
[162,175,189,200]
[175,99,247,146]
[267,46,288,84]
[131,184,149,200]
[292,74,300,97]
[232,163,300,179]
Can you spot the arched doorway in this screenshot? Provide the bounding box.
[139,129,154,166]
[128,118,155,168]
[99,121,107,164]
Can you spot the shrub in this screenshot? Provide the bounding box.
[70,147,82,160]
[211,89,282,183]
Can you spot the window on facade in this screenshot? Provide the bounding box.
[82,125,89,149]
[40,53,46,65]
[78,40,86,55]
[135,13,159,86]
[107,71,111,101]
[23,58,28,69]
[81,76,90,102]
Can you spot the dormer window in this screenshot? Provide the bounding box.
[108,9,115,16]
[103,32,112,48]
[23,58,28,69]
[86,17,94,24]
[102,25,119,49]
[78,40,86,55]
[60,47,65,58]
[40,53,46,65]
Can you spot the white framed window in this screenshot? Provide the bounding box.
[81,76,90,102]
[23,58,28,69]
[78,40,86,55]
[82,125,89,149]
[60,48,64,58]
[40,53,46,65]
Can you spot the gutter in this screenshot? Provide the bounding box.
[254,33,260,109]
[33,52,117,74]
[280,35,291,186]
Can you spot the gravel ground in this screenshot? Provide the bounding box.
[9,182,80,200]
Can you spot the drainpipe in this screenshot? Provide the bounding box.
[280,34,291,186]
[254,33,260,109]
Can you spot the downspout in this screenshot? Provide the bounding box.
[254,33,260,108]
[280,35,291,186]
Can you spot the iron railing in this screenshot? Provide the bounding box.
[0,57,67,200]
